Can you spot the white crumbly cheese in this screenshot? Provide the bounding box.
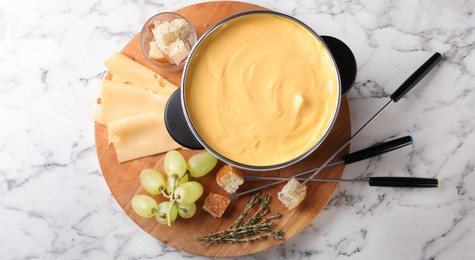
[107,113,181,163]
[151,18,192,65]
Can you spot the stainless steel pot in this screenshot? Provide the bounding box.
[165,11,357,171]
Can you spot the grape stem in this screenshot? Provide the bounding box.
[160,188,170,199]
[167,199,176,226]
[167,173,189,226]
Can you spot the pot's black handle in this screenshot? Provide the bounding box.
[164,89,204,150]
[321,36,357,96]
[165,37,357,150]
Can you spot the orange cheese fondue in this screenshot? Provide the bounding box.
[185,13,339,166]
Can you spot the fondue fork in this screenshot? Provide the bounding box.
[230,52,443,200]
[298,52,442,187]
[244,176,439,188]
[242,135,413,182]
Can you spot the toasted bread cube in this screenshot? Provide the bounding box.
[278,178,307,210]
[202,192,231,218]
[216,165,244,194]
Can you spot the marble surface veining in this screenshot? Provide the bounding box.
[0,0,474,259]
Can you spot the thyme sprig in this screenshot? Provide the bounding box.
[228,192,261,229]
[195,193,284,245]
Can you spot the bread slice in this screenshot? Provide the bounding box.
[162,38,191,65]
[152,19,191,47]
[216,165,244,194]
[202,192,231,218]
[278,178,307,210]
[150,18,192,65]
[148,40,167,62]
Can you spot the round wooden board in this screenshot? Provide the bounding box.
[95,1,351,257]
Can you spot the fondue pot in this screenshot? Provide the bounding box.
[165,11,357,171]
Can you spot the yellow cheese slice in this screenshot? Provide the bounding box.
[107,113,180,163]
[95,80,169,125]
[104,52,178,95]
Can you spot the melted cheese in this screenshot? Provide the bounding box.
[185,14,339,166]
[107,113,180,163]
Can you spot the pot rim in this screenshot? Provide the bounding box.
[180,10,342,171]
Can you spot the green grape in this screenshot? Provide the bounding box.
[166,174,188,194]
[154,201,178,226]
[187,151,218,178]
[140,168,167,195]
[174,181,203,204]
[131,195,158,218]
[164,150,187,178]
[177,203,196,219]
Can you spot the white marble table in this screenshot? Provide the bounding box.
[1,0,474,259]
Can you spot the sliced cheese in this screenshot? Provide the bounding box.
[107,113,180,163]
[104,52,178,95]
[95,80,169,125]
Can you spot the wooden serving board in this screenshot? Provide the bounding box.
[95,1,351,257]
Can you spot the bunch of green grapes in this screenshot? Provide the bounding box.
[131,150,217,226]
